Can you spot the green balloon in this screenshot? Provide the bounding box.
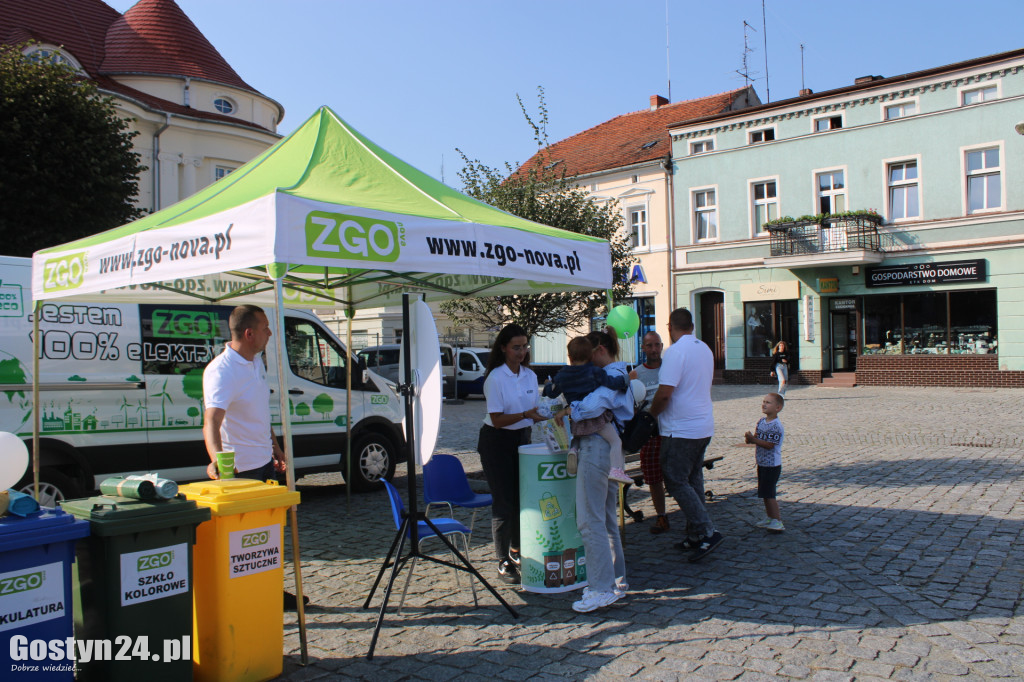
[606,305,640,338]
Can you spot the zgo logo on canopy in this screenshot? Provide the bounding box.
[305,211,403,262]
[42,252,88,292]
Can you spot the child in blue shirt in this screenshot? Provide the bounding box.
[744,393,785,532]
[544,336,632,483]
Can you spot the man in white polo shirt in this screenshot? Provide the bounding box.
[203,305,286,480]
[649,307,723,562]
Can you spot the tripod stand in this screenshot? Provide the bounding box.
[363,294,518,660]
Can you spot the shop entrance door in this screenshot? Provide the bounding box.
[830,311,856,372]
[699,291,725,370]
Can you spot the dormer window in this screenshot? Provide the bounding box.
[640,140,659,150]
[24,46,82,73]
[214,97,235,115]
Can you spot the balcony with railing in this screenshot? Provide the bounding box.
[763,213,887,268]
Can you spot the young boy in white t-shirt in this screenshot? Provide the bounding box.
[744,393,785,532]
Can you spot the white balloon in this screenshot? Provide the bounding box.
[0,432,30,490]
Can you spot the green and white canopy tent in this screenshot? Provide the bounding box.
[30,106,612,660]
[32,106,610,306]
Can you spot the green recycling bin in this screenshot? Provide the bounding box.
[61,495,210,682]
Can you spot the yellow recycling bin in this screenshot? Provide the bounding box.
[178,479,301,682]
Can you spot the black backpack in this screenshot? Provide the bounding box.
[620,400,659,453]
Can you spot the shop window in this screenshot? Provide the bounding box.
[860,290,997,356]
[862,295,901,353]
[745,302,774,357]
[950,290,997,354]
[817,170,846,214]
[903,292,948,354]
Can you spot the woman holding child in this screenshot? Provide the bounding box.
[477,324,545,585]
[559,330,631,613]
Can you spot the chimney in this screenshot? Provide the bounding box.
[650,95,669,111]
[854,75,884,85]
[799,88,813,96]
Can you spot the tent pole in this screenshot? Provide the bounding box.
[346,301,353,510]
[32,301,41,501]
[273,278,308,665]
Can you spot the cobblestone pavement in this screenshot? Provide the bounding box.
[277,385,1024,680]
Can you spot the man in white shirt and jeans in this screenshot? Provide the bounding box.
[649,307,723,562]
[203,305,286,481]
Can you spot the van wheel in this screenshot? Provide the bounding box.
[345,433,397,492]
[15,468,85,507]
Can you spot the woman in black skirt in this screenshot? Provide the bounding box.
[477,324,544,584]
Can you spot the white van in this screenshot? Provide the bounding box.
[0,256,406,504]
[358,343,456,394]
[454,347,491,398]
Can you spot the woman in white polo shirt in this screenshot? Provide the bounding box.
[477,323,544,585]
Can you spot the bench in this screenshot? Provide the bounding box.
[618,452,724,533]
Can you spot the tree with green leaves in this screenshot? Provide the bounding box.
[441,88,636,339]
[0,43,145,256]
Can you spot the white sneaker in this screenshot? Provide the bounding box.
[609,467,633,484]
[572,588,622,613]
[755,517,772,528]
[765,518,785,532]
[614,578,629,596]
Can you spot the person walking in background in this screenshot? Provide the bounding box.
[744,393,786,532]
[649,307,724,562]
[628,331,672,534]
[770,341,790,396]
[477,324,545,585]
[543,336,632,484]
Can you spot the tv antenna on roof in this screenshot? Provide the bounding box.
[736,20,759,89]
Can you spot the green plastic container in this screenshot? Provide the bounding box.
[60,495,210,682]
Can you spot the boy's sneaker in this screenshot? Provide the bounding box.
[650,515,670,534]
[572,588,622,613]
[508,549,521,568]
[688,531,725,563]
[674,536,701,552]
[765,518,785,532]
[755,517,772,528]
[609,467,633,485]
[497,559,520,584]
[566,450,578,476]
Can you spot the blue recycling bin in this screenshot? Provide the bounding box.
[0,507,90,680]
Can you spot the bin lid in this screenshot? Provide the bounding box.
[0,507,90,553]
[59,495,211,536]
[178,479,300,517]
[518,443,552,456]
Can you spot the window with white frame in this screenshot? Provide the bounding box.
[814,115,842,132]
[751,180,778,233]
[885,101,917,119]
[749,128,775,144]
[888,161,919,220]
[627,206,648,248]
[213,97,236,114]
[962,85,997,106]
[214,166,236,181]
[690,139,714,154]
[965,147,1001,213]
[693,189,718,241]
[816,170,846,214]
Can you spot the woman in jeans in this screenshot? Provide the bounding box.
[771,340,790,396]
[476,324,544,585]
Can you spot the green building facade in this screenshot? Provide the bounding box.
[667,48,1024,387]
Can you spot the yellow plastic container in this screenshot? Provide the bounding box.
[178,479,301,682]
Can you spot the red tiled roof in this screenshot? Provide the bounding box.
[515,88,755,179]
[0,0,119,75]
[101,0,257,93]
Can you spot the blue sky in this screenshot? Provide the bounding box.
[108,0,1022,185]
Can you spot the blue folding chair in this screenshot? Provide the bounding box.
[423,454,493,539]
[381,479,477,612]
